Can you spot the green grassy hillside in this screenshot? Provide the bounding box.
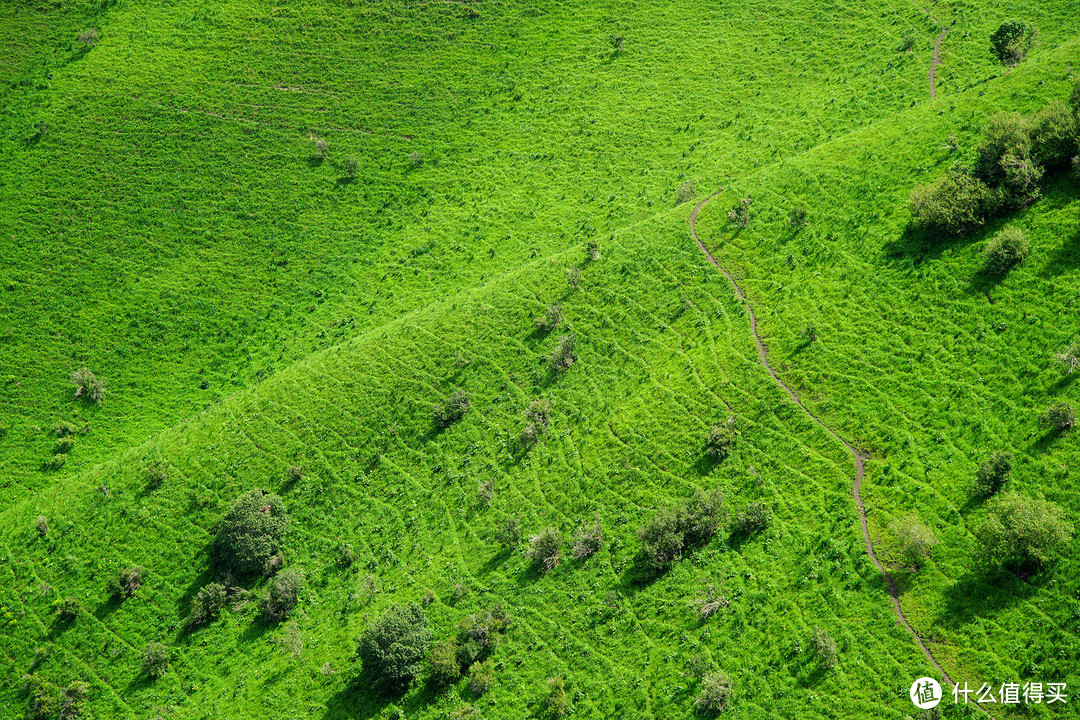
[1,0,1078,718]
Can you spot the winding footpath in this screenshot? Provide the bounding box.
[929,26,948,100]
[688,191,957,688]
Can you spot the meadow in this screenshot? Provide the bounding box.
[0,0,1078,718]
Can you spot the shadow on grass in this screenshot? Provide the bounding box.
[92,594,122,622]
[1026,427,1069,455]
[476,547,513,577]
[323,673,441,720]
[123,672,156,697]
[935,566,1044,630]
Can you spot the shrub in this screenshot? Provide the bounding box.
[534,303,564,332]
[314,136,329,159]
[42,453,68,471]
[694,672,733,716]
[357,602,432,693]
[476,479,494,506]
[727,194,752,228]
[427,639,461,687]
[976,492,1073,570]
[982,226,1029,274]
[496,516,522,548]
[53,436,76,454]
[263,567,302,622]
[908,171,999,235]
[335,542,357,568]
[212,489,289,576]
[731,501,770,536]
[704,416,738,458]
[1053,339,1080,374]
[1041,401,1076,430]
[76,28,98,46]
[52,420,76,437]
[973,452,1012,498]
[468,660,494,697]
[565,266,581,291]
[141,641,169,679]
[186,582,228,628]
[70,368,105,404]
[609,34,625,54]
[144,460,168,489]
[890,514,937,569]
[286,464,303,483]
[23,676,88,720]
[811,626,838,670]
[34,516,48,538]
[520,399,551,446]
[692,584,729,621]
[989,19,1036,65]
[55,597,79,620]
[898,33,916,52]
[676,180,697,205]
[345,156,358,177]
[107,566,144,600]
[1030,100,1077,168]
[975,111,1033,184]
[526,527,562,573]
[548,334,576,375]
[584,239,600,262]
[433,390,471,427]
[263,551,285,577]
[638,488,724,572]
[408,151,424,166]
[788,206,808,228]
[681,488,725,547]
[570,515,603,560]
[545,676,570,718]
[455,606,509,670]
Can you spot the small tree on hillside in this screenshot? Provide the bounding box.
[212,489,289,576]
[989,19,1037,65]
[1041,402,1076,431]
[357,602,432,693]
[889,514,938,569]
[973,452,1012,498]
[976,492,1072,571]
[982,226,1029,274]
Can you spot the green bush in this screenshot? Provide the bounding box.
[570,515,603,560]
[55,597,79,620]
[141,641,170,679]
[23,676,89,720]
[982,226,1029,274]
[186,582,228,629]
[973,452,1012,498]
[704,417,738,458]
[726,194,752,228]
[989,19,1037,65]
[34,516,48,538]
[889,514,937,569]
[731,501,770,536]
[908,171,999,235]
[694,672,733,716]
[107,566,144,600]
[811,626,838,670]
[1030,99,1077,168]
[70,367,105,404]
[212,489,289,575]
[976,492,1073,570]
[974,111,1033,184]
[526,527,562,573]
[1054,339,1080,374]
[676,180,697,205]
[357,602,432,693]
[51,420,76,437]
[263,567,302,622]
[548,334,576,375]
[534,302,564,332]
[1041,401,1076,430]
[468,660,494,697]
[53,436,76,454]
[545,675,570,718]
[496,516,522,548]
[433,390,471,427]
[520,399,551,447]
[427,639,461,687]
[638,488,724,572]
[42,453,68,471]
[286,464,303,483]
[144,460,168,489]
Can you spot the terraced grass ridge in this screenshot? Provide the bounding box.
[1,0,1078,718]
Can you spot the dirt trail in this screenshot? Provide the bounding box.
[929,26,948,100]
[688,190,955,687]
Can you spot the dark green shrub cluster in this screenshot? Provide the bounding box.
[263,567,302,622]
[1041,401,1076,430]
[548,334,576,375]
[428,606,509,689]
[186,582,229,629]
[731,501,770,537]
[534,302,564,332]
[52,420,76,437]
[357,602,432,693]
[140,642,169,679]
[519,399,551,447]
[53,436,76,455]
[107,566,144,600]
[788,206,808,228]
[982,226,1029,274]
[22,675,89,720]
[637,488,724,572]
[704,416,738,459]
[526,527,562,573]
[976,492,1073,570]
[144,460,168,489]
[433,390,471,428]
[989,18,1036,65]
[694,672,732,716]
[676,180,696,205]
[54,597,79,621]
[34,516,48,538]
[565,267,581,291]
[495,516,522,548]
[70,368,105,404]
[584,239,600,262]
[286,464,303,483]
[212,489,289,576]
[972,452,1012,498]
[908,92,1078,235]
[467,660,494,697]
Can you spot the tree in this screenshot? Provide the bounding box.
[976,492,1072,570]
[1030,100,1077,168]
[982,226,1029,274]
[694,672,733,715]
[212,489,289,576]
[989,19,1037,65]
[263,567,302,622]
[107,566,144,600]
[704,417,738,459]
[907,171,999,235]
[889,514,938,569]
[141,642,169,679]
[357,602,432,693]
[1041,401,1076,431]
[433,390,471,427]
[973,452,1012,498]
[811,626,838,670]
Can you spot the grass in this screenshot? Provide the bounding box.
[1,0,1079,717]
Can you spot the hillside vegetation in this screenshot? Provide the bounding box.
[1,0,1078,718]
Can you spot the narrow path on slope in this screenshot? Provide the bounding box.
[929,26,948,100]
[688,189,956,688]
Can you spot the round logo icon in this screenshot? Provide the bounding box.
[910,677,942,709]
